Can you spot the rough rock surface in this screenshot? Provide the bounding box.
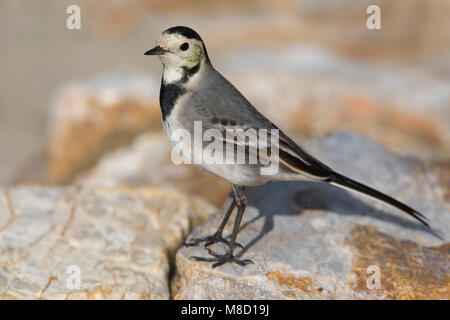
[0,186,214,299]
[174,132,449,299]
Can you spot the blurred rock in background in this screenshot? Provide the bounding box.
[222,46,450,159]
[47,75,161,184]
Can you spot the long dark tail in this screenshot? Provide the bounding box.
[329,172,429,227]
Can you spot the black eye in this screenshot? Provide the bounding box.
[180,42,189,51]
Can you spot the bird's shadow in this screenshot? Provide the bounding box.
[221,180,441,258]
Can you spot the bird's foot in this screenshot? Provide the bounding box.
[190,248,253,268]
[184,232,243,249]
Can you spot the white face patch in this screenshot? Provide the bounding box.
[155,32,206,79]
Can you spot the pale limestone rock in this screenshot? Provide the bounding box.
[174,132,449,300]
[0,186,214,299]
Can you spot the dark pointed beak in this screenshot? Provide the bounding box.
[144,45,167,56]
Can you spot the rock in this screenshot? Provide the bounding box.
[47,74,161,184]
[0,186,215,299]
[174,132,449,300]
[78,132,231,207]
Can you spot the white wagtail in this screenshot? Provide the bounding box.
[145,26,429,267]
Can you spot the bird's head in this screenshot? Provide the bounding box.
[145,26,209,70]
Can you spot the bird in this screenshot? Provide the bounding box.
[145,26,430,268]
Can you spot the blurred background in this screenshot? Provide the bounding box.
[1,0,449,206]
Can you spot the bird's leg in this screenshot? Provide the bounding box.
[184,198,243,249]
[191,185,253,267]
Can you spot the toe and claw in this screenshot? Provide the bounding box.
[190,249,253,268]
[184,233,251,267]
